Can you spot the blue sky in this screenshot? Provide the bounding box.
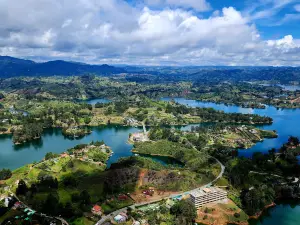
[127,0,300,39]
[0,0,299,66]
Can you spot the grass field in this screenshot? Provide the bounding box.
[196,200,249,225]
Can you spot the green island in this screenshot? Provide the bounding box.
[0,139,219,225]
[62,127,92,139]
[0,86,272,145]
[0,65,300,225]
[0,120,285,225]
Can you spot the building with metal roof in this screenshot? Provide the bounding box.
[190,187,227,208]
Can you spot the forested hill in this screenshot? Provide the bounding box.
[0,56,126,77]
[125,66,300,84]
[1,56,300,83]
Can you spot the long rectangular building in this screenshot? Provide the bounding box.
[190,187,227,208]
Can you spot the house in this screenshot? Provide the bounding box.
[60,153,69,158]
[4,197,12,207]
[133,133,144,142]
[119,212,128,219]
[114,213,127,223]
[118,194,128,201]
[91,205,102,216]
[12,202,22,210]
[74,150,84,158]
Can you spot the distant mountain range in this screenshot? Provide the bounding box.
[1,56,300,84]
[0,56,126,77]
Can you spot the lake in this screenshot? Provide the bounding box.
[160,97,300,225]
[1,97,300,224]
[249,202,300,225]
[161,97,300,157]
[0,125,140,170]
[2,97,300,169]
[258,83,300,91]
[277,84,300,91]
[85,98,111,105]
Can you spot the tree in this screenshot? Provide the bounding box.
[84,116,91,124]
[288,136,299,146]
[45,152,59,160]
[12,122,43,144]
[87,104,93,111]
[43,117,54,128]
[252,152,266,166]
[95,102,105,108]
[80,190,91,205]
[16,179,28,196]
[42,193,59,215]
[0,169,12,180]
[115,101,129,113]
[63,175,78,187]
[170,200,197,224]
[104,106,113,115]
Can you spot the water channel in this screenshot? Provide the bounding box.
[1,98,300,224]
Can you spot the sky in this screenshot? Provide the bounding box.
[0,0,300,66]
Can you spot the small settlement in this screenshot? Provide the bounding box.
[68,143,113,165]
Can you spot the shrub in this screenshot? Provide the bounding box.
[234,212,240,218]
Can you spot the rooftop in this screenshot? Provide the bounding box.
[92,205,102,212]
[190,187,227,198]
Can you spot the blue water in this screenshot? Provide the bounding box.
[258,84,300,91]
[161,97,300,157]
[161,97,300,225]
[1,97,300,224]
[249,202,300,225]
[86,98,111,105]
[1,97,300,169]
[0,126,140,170]
[278,85,300,91]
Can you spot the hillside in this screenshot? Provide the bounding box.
[0,56,126,77]
[1,56,300,84]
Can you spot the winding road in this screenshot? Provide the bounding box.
[95,156,225,225]
[10,192,69,225]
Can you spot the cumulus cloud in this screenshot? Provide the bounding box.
[0,0,299,66]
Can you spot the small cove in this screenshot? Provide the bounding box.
[1,97,300,224]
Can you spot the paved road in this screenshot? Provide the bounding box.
[96,156,225,225]
[142,123,147,135]
[11,193,69,225]
[170,156,225,198]
[249,171,283,178]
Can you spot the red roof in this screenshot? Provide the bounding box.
[93,205,102,212]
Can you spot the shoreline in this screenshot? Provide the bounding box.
[171,97,300,110]
[1,121,274,146]
[249,202,276,220]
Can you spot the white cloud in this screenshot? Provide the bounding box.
[165,0,211,12]
[0,0,299,66]
[274,13,300,25]
[145,0,211,12]
[62,19,72,28]
[246,0,297,20]
[295,4,300,12]
[267,35,295,47]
